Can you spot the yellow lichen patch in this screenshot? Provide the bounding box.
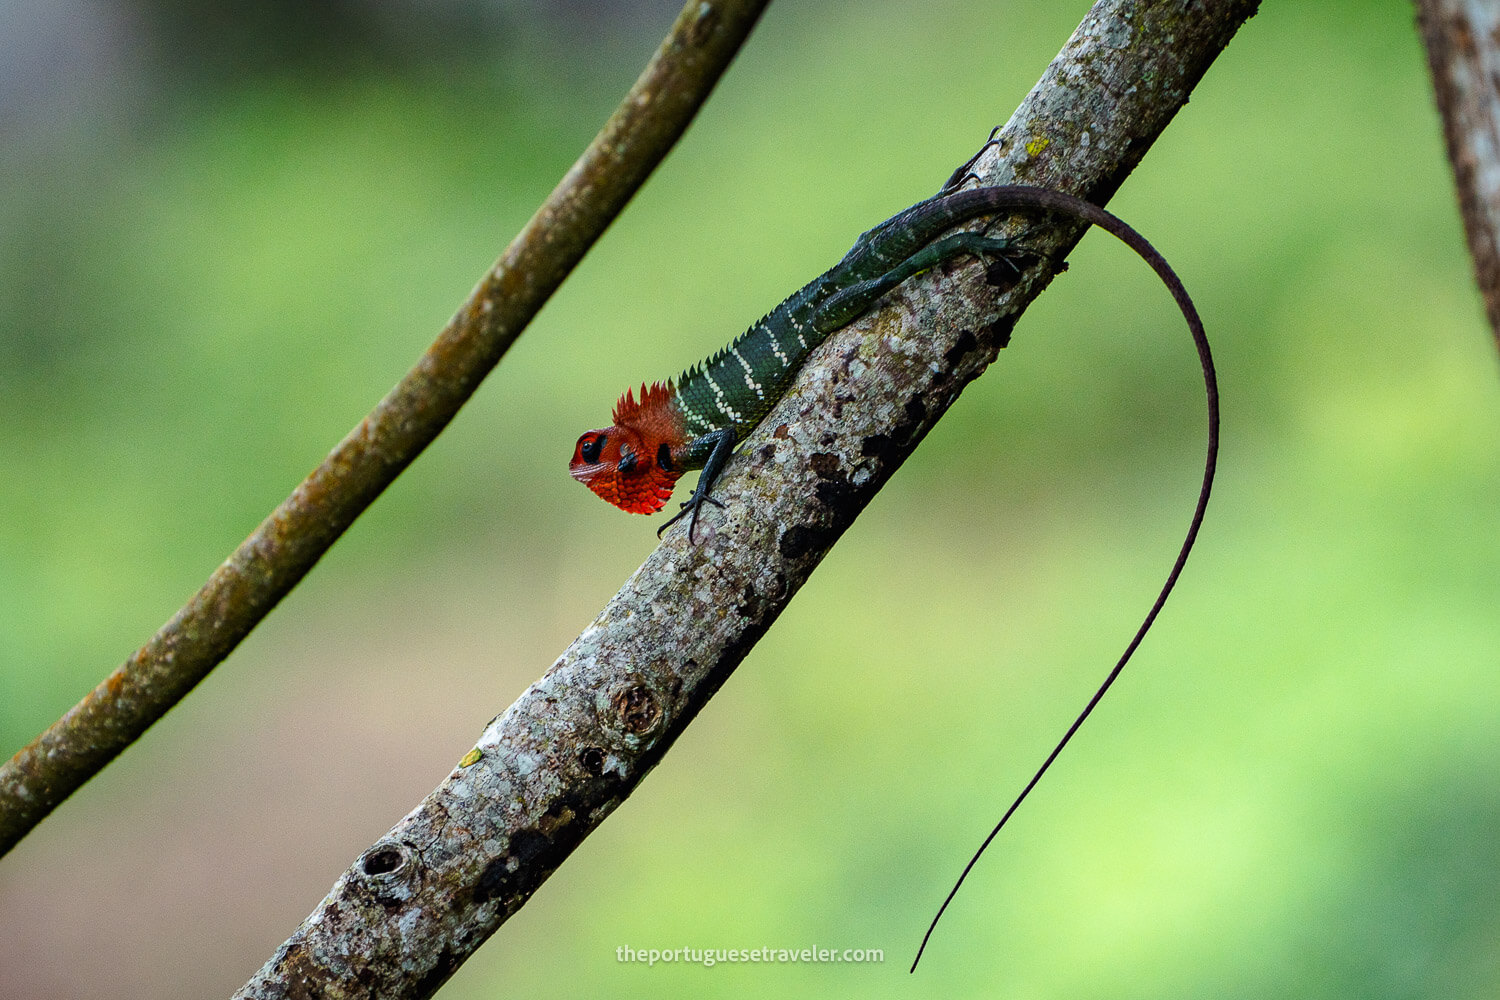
[459,747,484,768]
[1025,134,1051,157]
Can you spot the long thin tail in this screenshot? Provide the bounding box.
[910,186,1219,972]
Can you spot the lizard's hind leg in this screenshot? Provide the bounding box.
[813,232,1020,333]
[941,126,1004,193]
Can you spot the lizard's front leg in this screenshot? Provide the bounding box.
[657,427,736,542]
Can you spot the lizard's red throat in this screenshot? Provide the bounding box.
[570,425,680,514]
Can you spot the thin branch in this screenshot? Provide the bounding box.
[0,0,772,859]
[234,2,1257,996]
[1415,0,1500,350]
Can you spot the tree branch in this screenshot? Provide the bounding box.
[233,1,1257,996]
[1415,0,1500,350]
[0,0,771,859]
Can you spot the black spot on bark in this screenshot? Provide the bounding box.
[474,787,612,909]
[985,251,1038,291]
[945,330,979,368]
[986,314,1016,350]
[814,477,861,514]
[736,574,790,623]
[887,394,930,450]
[476,827,563,907]
[809,452,843,479]
[860,433,890,459]
[413,947,461,997]
[778,523,827,561]
[737,584,766,623]
[904,395,928,425]
[349,961,380,994]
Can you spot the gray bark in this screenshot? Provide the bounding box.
[1416,0,1500,350]
[236,1,1259,996]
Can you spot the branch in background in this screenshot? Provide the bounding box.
[0,0,772,859]
[1416,0,1500,350]
[234,2,1258,996]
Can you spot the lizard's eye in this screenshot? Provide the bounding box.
[580,435,605,464]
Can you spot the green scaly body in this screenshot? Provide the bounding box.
[669,186,1023,469]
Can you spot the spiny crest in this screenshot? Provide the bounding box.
[677,326,760,387]
[678,352,719,387]
[612,380,676,426]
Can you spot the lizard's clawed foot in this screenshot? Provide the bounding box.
[941,125,1004,193]
[658,492,726,543]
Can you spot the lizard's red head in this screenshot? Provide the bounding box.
[569,382,684,514]
[570,425,679,513]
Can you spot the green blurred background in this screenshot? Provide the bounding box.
[1,0,1496,996]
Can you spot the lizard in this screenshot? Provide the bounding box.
[569,178,1219,969]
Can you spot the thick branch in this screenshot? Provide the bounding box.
[1416,0,1500,349]
[234,1,1257,997]
[0,0,770,858]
